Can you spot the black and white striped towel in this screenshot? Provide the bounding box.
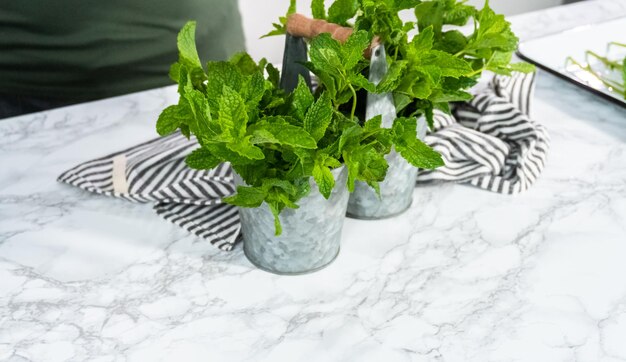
[57,133,240,251]
[58,72,548,250]
[417,72,550,194]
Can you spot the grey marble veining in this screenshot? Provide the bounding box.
[2,1,626,361]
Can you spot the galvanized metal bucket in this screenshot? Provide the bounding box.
[346,44,429,219]
[235,167,349,275]
[347,117,427,219]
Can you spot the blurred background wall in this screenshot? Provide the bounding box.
[238,0,570,64]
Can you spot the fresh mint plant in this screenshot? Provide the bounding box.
[308,0,535,127]
[157,21,443,235]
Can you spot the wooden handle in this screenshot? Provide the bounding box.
[286,13,380,58]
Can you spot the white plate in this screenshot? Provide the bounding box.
[517,17,626,107]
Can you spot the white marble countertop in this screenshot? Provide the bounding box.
[2,1,626,361]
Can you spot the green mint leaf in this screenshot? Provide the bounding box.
[219,85,248,139]
[156,105,185,136]
[415,2,444,36]
[364,115,382,132]
[422,50,472,78]
[377,60,408,93]
[182,84,222,141]
[466,3,518,54]
[304,92,333,142]
[312,159,335,199]
[287,0,297,15]
[226,137,265,160]
[204,143,259,165]
[428,89,472,103]
[444,3,475,26]
[342,30,371,69]
[261,23,286,39]
[393,93,412,114]
[249,116,317,149]
[246,71,267,110]
[339,124,363,153]
[223,186,267,208]
[436,30,468,54]
[206,62,244,111]
[291,76,315,122]
[392,117,444,169]
[312,0,326,19]
[408,26,435,59]
[266,63,281,87]
[507,62,536,74]
[185,148,221,170]
[177,21,202,69]
[349,73,376,93]
[394,0,421,10]
[179,124,191,139]
[328,0,358,25]
[309,34,344,77]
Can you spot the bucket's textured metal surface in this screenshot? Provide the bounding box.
[236,167,349,275]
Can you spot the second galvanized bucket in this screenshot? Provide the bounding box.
[347,45,427,219]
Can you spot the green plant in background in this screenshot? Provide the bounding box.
[307,0,535,128]
[566,42,626,100]
[156,22,443,234]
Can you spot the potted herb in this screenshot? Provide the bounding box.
[156,21,441,274]
[275,0,534,219]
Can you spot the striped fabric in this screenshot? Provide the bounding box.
[57,133,240,251]
[417,72,550,194]
[58,72,548,250]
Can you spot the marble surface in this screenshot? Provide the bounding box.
[2,1,626,361]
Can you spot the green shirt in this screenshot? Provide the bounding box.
[0,0,245,101]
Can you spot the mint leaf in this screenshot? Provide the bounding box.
[304,92,333,142]
[377,60,408,93]
[223,186,267,207]
[508,62,536,74]
[312,159,335,199]
[364,115,382,132]
[185,148,221,170]
[206,62,244,110]
[157,105,186,136]
[182,84,222,140]
[342,30,371,69]
[291,76,314,122]
[466,3,518,54]
[436,30,468,54]
[392,117,444,169]
[266,63,280,87]
[394,0,421,10]
[422,50,472,78]
[249,117,317,149]
[328,0,358,25]
[177,21,202,69]
[219,85,248,139]
[245,71,267,110]
[230,52,260,75]
[309,35,344,77]
[227,137,265,160]
[349,73,376,93]
[312,0,326,19]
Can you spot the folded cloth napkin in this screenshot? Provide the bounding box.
[57,133,240,251]
[58,72,549,250]
[417,72,550,194]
